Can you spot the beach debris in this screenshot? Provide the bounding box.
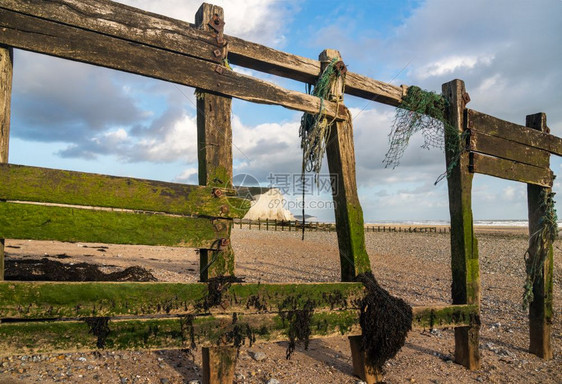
[355,271,413,371]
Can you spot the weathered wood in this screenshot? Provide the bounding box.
[468,131,549,168]
[348,335,383,384]
[202,346,237,384]
[0,311,362,356]
[0,281,366,319]
[0,44,12,282]
[470,153,553,188]
[0,7,343,119]
[322,50,371,281]
[0,0,405,107]
[0,201,220,248]
[466,109,562,157]
[195,7,236,381]
[195,4,235,285]
[442,79,480,370]
[0,163,249,218]
[526,112,553,360]
[0,302,475,356]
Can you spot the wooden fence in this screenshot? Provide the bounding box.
[0,1,557,383]
[234,219,449,234]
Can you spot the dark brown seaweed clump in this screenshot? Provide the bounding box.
[356,272,413,370]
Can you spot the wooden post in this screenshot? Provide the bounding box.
[0,45,13,281]
[348,336,383,383]
[526,112,553,360]
[319,49,373,381]
[442,79,480,370]
[322,49,371,282]
[202,346,237,384]
[195,4,237,383]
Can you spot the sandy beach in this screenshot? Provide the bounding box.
[0,226,560,383]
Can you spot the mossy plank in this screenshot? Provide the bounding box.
[0,281,366,319]
[0,202,218,248]
[0,45,12,281]
[0,311,362,356]
[0,163,249,218]
[412,304,478,329]
[0,302,474,356]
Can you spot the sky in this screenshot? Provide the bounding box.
[7,0,562,223]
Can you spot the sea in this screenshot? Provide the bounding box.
[364,220,542,227]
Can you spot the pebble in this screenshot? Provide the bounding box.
[187,380,201,384]
[266,379,280,384]
[159,378,170,384]
[250,351,267,362]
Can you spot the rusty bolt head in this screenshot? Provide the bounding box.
[213,188,223,198]
[220,205,230,214]
[220,238,230,247]
[213,49,222,57]
[215,65,224,75]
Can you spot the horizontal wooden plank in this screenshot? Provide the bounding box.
[0,202,224,248]
[0,303,476,355]
[466,109,562,156]
[0,311,361,355]
[1,0,405,107]
[0,163,249,218]
[0,7,343,119]
[0,281,365,319]
[469,132,549,168]
[470,153,553,187]
[411,304,479,329]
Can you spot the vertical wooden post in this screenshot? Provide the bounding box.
[195,4,237,383]
[0,45,13,281]
[319,49,374,381]
[322,49,371,282]
[526,112,553,360]
[442,79,480,370]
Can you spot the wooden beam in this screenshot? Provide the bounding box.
[442,79,480,370]
[0,281,366,319]
[0,164,249,218]
[0,311,362,356]
[322,50,371,282]
[0,0,405,107]
[470,153,553,188]
[526,112,554,360]
[0,7,343,119]
[0,201,221,248]
[0,303,475,356]
[466,109,562,157]
[468,131,549,168]
[0,44,12,282]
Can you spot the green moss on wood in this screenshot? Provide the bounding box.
[0,311,362,355]
[0,282,366,319]
[341,202,371,280]
[0,164,250,218]
[412,304,478,329]
[0,202,219,248]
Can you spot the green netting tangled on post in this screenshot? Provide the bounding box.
[299,58,346,179]
[383,86,449,168]
[522,190,558,309]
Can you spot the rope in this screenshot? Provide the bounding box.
[299,58,347,240]
[522,190,557,309]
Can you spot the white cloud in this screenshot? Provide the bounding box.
[119,0,297,48]
[174,167,198,183]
